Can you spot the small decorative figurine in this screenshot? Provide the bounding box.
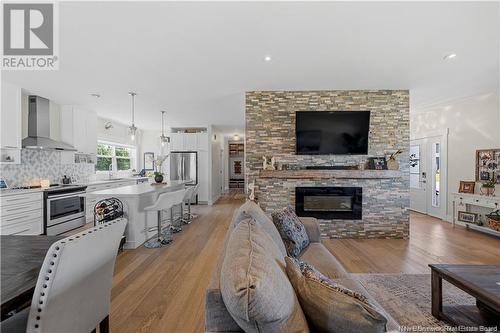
[262,156,276,170]
[248,181,256,201]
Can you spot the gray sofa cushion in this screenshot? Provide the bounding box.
[299,243,349,279]
[231,200,287,256]
[285,257,388,333]
[300,217,321,243]
[220,218,309,333]
[272,206,310,258]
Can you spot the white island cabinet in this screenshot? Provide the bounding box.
[0,191,43,235]
[87,181,187,249]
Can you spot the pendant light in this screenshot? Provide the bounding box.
[128,92,138,141]
[160,110,170,146]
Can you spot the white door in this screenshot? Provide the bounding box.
[427,136,446,219]
[410,139,427,214]
[410,131,448,219]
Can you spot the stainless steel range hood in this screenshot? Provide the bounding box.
[22,96,77,151]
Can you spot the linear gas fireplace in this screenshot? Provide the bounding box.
[295,187,362,220]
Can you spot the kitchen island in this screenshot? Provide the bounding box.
[87,180,187,249]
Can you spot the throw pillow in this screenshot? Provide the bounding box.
[285,257,387,333]
[271,206,310,257]
[232,201,287,256]
[220,218,310,333]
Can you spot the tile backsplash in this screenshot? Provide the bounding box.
[0,150,95,187]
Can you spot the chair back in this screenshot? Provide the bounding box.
[183,186,195,201]
[191,184,199,198]
[144,189,186,212]
[26,218,127,333]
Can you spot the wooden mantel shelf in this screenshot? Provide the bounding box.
[258,169,403,179]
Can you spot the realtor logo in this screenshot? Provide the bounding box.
[2,2,59,70]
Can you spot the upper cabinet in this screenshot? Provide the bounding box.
[1,82,22,149]
[169,132,209,152]
[60,106,97,155]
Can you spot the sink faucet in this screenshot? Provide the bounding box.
[108,164,113,179]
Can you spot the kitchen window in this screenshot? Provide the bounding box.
[96,142,137,172]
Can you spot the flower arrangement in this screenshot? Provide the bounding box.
[154,155,168,176]
[153,154,168,183]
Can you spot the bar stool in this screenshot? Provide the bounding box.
[144,189,186,248]
[182,184,199,224]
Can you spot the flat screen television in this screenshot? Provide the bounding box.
[296,111,370,155]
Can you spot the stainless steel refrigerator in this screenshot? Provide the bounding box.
[170,151,198,186]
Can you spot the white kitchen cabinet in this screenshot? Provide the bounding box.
[184,134,197,151]
[170,132,208,152]
[197,150,209,203]
[0,82,22,149]
[196,133,209,151]
[170,133,184,151]
[60,106,97,155]
[0,192,43,235]
[0,82,22,164]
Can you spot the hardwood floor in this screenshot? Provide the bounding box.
[109,196,500,332]
[323,211,500,274]
[110,194,242,333]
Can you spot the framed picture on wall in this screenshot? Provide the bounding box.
[144,152,155,171]
[368,157,387,170]
[458,181,476,194]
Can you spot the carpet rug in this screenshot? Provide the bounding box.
[352,273,481,330]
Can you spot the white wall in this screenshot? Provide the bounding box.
[411,90,500,220]
[141,129,170,174]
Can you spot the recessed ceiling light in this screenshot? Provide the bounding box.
[90,93,101,98]
[264,56,272,62]
[443,53,457,60]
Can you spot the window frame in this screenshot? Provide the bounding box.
[96,141,137,173]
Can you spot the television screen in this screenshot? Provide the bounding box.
[296,111,370,155]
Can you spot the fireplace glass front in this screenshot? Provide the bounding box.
[296,187,362,219]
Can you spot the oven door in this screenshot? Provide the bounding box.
[46,192,86,227]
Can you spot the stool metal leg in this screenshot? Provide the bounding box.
[182,200,192,224]
[145,211,172,248]
[170,206,182,233]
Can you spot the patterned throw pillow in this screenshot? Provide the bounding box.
[289,257,371,305]
[271,206,310,257]
[285,256,387,333]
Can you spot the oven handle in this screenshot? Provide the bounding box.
[47,191,87,200]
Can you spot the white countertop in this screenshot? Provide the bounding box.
[0,177,150,197]
[87,180,188,198]
[78,177,150,186]
[0,188,44,197]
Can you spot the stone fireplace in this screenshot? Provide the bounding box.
[245,90,410,239]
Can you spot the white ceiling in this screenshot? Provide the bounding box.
[2,1,499,135]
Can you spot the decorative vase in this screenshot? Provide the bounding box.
[480,187,495,196]
[154,174,164,184]
[387,159,399,171]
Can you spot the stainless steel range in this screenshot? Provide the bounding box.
[43,185,87,235]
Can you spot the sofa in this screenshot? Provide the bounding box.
[205,201,399,332]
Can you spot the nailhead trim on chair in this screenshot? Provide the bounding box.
[30,220,120,332]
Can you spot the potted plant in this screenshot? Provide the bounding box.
[153,155,168,184]
[480,180,496,196]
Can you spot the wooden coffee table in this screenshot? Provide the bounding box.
[429,264,500,327]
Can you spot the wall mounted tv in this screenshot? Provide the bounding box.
[296,111,370,155]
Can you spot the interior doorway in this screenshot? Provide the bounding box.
[410,129,448,220]
[228,142,244,191]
